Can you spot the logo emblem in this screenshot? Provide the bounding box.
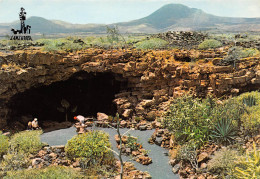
[10,7,32,40]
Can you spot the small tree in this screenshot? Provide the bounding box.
[106,25,126,46]
[106,113,133,179]
[106,26,119,43]
[57,99,77,122]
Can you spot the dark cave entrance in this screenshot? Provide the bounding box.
[174,55,192,62]
[7,72,128,126]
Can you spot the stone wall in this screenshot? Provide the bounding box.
[235,41,260,50]
[151,31,208,49]
[0,48,260,128]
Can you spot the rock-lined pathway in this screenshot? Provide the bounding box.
[41,126,179,179]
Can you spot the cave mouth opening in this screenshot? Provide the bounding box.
[7,71,128,128]
[174,55,192,62]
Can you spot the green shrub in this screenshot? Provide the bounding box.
[162,95,247,146]
[61,41,83,52]
[177,144,198,169]
[198,39,222,50]
[219,47,242,66]
[162,95,215,146]
[135,38,168,50]
[83,36,96,44]
[9,130,43,154]
[211,98,246,128]
[90,37,112,48]
[0,131,9,157]
[134,116,143,123]
[0,152,30,172]
[38,38,84,52]
[243,95,257,107]
[3,166,86,179]
[241,48,260,58]
[79,155,116,177]
[236,91,260,134]
[208,148,239,176]
[65,131,112,165]
[233,142,260,179]
[40,39,64,52]
[220,47,259,65]
[126,135,142,151]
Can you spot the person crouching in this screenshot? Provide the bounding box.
[27,121,32,130]
[31,118,39,130]
[74,115,87,134]
[74,115,86,126]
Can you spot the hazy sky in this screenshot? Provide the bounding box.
[0,0,260,24]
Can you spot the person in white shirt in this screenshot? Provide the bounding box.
[31,118,39,130]
[74,115,85,126]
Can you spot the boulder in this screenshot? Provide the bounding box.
[157,129,164,135]
[136,155,152,165]
[97,112,108,121]
[146,111,156,121]
[155,137,163,146]
[120,120,127,127]
[125,148,131,155]
[115,135,128,144]
[139,125,147,131]
[37,150,47,157]
[51,145,65,152]
[60,159,70,166]
[169,159,178,167]
[155,122,161,128]
[72,160,80,168]
[198,175,206,179]
[197,152,209,163]
[43,155,51,162]
[49,152,57,159]
[132,151,140,156]
[123,161,136,171]
[140,100,154,108]
[32,158,44,166]
[172,164,181,174]
[122,109,133,118]
[200,163,207,169]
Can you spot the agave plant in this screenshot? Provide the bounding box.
[211,118,237,145]
[57,99,77,122]
[242,95,256,107]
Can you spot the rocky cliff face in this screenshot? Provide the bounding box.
[0,48,260,129]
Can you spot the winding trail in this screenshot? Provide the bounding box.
[41,126,179,179]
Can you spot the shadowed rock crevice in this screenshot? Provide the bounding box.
[174,56,192,62]
[7,72,128,125]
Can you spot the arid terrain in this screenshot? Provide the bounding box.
[0,31,259,178]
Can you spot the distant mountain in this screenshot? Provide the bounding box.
[0,16,69,34]
[117,4,260,32]
[0,16,106,35]
[1,3,260,35]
